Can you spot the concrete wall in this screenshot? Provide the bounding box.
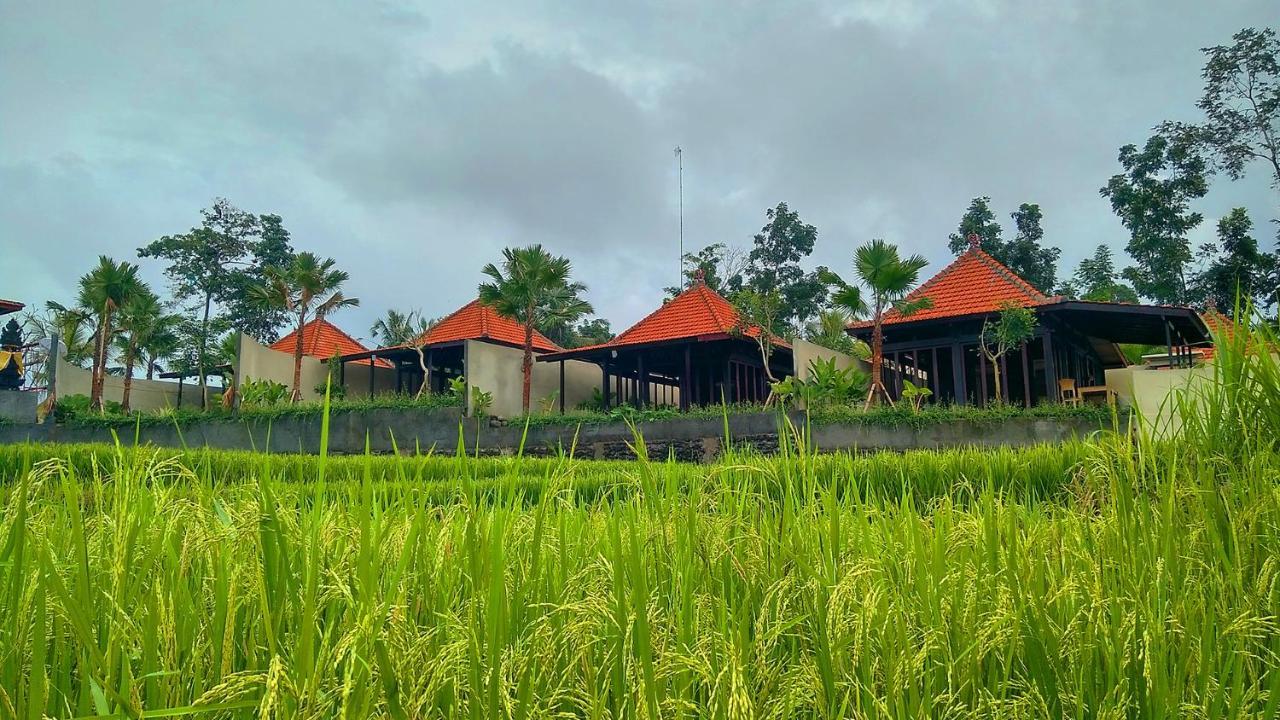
[792,339,868,380]
[1106,364,1213,437]
[0,391,38,423]
[464,340,601,417]
[52,353,205,411]
[233,333,328,401]
[0,406,1118,460]
[339,361,399,399]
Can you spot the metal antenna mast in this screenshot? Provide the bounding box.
[675,146,683,289]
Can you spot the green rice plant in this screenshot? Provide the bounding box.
[0,323,1278,718]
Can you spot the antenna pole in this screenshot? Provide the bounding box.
[675,146,683,289]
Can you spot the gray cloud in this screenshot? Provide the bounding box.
[2,0,1276,341]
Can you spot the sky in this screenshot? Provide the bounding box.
[1,1,1276,346]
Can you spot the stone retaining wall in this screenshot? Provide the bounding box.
[0,406,1118,460]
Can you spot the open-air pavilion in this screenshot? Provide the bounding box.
[848,239,1212,407]
[337,298,564,399]
[538,280,792,411]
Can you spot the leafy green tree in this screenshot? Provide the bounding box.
[948,198,1061,292]
[947,197,1004,255]
[979,302,1038,404]
[1194,208,1272,315]
[370,309,435,347]
[1004,203,1061,293]
[32,302,95,368]
[76,256,143,411]
[1100,133,1209,305]
[1170,28,1279,190]
[569,318,614,348]
[1061,245,1141,303]
[741,203,827,330]
[139,310,182,381]
[252,252,359,402]
[113,285,167,412]
[479,245,593,413]
[222,213,297,342]
[664,243,748,296]
[822,239,932,407]
[731,288,785,391]
[802,308,865,357]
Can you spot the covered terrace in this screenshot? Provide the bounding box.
[539,280,792,411]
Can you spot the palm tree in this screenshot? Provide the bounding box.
[252,252,358,401]
[77,256,143,411]
[823,239,932,408]
[479,245,592,413]
[370,309,434,347]
[37,301,96,368]
[140,315,181,381]
[114,286,174,412]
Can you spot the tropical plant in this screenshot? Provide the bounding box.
[370,308,435,347]
[479,245,592,413]
[251,252,358,402]
[470,384,493,418]
[76,256,144,412]
[823,239,932,408]
[238,377,290,408]
[113,285,170,412]
[900,379,933,411]
[979,302,1038,404]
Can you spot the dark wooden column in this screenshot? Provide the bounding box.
[559,360,566,414]
[425,348,434,393]
[1021,343,1031,407]
[930,347,940,399]
[978,350,988,407]
[637,355,647,408]
[602,360,611,411]
[1042,332,1057,401]
[951,342,966,405]
[681,345,691,411]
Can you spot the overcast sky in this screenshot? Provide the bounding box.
[2,1,1276,343]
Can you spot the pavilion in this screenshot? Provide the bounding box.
[338,299,564,397]
[538,278,792,411]
[847,238,1211,406]
[0,299,24,318]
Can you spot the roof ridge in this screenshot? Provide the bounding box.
[314,315,372,355]
[969,247,1048,301]
[411,299,479,347]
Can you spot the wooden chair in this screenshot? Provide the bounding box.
[1058,378,1080,406]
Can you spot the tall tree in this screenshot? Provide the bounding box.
[741,203,827,330]
[948,198,1060,292]
[251,252,359,402]
[1194,208,1272,315]
[222,213,297,342]
[1004,203,1061,293]
[1099,133,1209,305]
[139,199,259,407]
[76,256,143,412]
[1172,27,1280,190]
[479,245,592,414]
[947,197,1004,255]
[822,239,932,408]
[664,243,748,297]
[1061,245,1141,303]
[979,303,1038,404]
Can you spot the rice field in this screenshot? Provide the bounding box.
[1,325,1279,718]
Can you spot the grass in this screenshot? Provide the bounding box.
[1,319,1278,717]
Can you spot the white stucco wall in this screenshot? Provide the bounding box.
[1106,364,1215,436]
[53,354,208,410]
[233,333,328,401]
[792,339,868,380]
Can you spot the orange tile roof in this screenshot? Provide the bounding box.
[408,299,563,353]
[0,299,24,316]
[270,317,392,368]
[568,282,784,353]
[850,245,1054,329]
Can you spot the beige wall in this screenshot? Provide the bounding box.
[340,361,400,398]
[792,339,868,380]
[52,353,210,411]
[1106,364,1214,437]
[233,333,328,401]
[464,339,602,417]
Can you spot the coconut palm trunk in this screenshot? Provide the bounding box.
[521,301,535,413]
[121,344,137,412]
[292,307,307,402]
[91,302,113,412]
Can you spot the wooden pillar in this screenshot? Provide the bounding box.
[602,360,611,411]
[177,376,184,408]
[978,350,988,407]
[1021,343,1031,408]
[999,353,1008,405]
[681,345,691,411]
[559,361,566,414]
[1043,332,1057,401]
[931,347,939,399]
[425,348,434,394]
[637,355,647,408]
[951,343,966,405]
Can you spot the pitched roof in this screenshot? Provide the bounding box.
[0,299,24,316]
[270,317,392,368]
[408,299,563,353]
[850,245,1054,329]
[566,281,783,354]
